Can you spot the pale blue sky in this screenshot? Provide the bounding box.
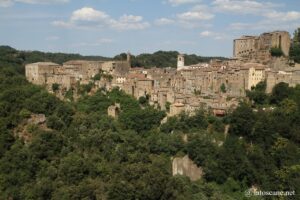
[0,0,300,57]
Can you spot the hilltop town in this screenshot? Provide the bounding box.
[25,30,300,117]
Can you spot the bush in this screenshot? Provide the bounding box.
[92,73,101,81]
[220,83,226,93]
[52,83,60,92]
[270,47,283,57]
[19,109,31,119]
[138,96,147,105]
[78,82,93,95]
[46,115,65,130]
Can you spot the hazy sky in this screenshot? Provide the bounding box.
[0,0,300,57]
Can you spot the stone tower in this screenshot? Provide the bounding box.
[177,54,185,70]
[127,52,131,68]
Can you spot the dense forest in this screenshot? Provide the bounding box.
[0,46,299,200]
[114,51,227,68]
[0,45,226,70]
[0,46,110,69]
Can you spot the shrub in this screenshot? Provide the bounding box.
[270,47,283,57]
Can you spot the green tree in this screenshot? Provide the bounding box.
[246,81,268,105]
[229,102,256,138]
[270,47,283,57]
[92,73,101,81]
[52,83,60,92]
[220,83,226,93]
[290,28,300,63]
[165,101,171,112]
[186,134,217,167]
[271,137,299,167]
[119,107,165,133]
[270,82,290,104]
[46,115,65,130]
[138,96,148,105]
[58,153,91,185]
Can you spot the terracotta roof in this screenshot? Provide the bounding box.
[173,103,185,107]
[127,73,146,79]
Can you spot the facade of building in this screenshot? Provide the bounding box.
[25,30,300,117]
[233,31,291,60]
[25,59,130,95]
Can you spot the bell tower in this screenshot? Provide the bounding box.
[127,51,131,68]
[177,54,185,70]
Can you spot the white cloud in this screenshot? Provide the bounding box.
[53,7,150,31]
[263,11,300,22]
[200,30,227,40]
[110,15,150,30]
[212,0,278,15]
[200,30,214,36]
[167,0,201,6]
[177,5,214,23]
[0,0,69,7]
[119,14,143,23]
[153,5,214,29]
[212,0,300,24]
[154,18,175,26]
[177,11,214,21]
[154,5,214,28]
[230,19,300,31]
[70,7,110,22]
[213,0,300,31]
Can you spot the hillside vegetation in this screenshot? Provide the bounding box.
[114,51,227,68]
[0,46,110,67]
[290,28,300,63]
[0,46,226,69]
[0,46,299,200]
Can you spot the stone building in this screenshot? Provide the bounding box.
[107,103,121,119]
[101,61,130,76]
[25,62,60,85]
[25,58,130,97]
[234,35,258,58]
[233,31,291,60]
[266,69,300,93]
[121,58,266,116]
[240,63,266,90]
[25,30,300,117]
[169,103,185,116]
[177,54,185,71]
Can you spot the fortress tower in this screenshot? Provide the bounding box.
[127,52,131,68]
[177,54,185,70]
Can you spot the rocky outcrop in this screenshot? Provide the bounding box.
[27,114,46,125]
[14,114,49,144]
[172,155,203,181]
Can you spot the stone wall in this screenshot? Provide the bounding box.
[172,155,203,181]
[25,62,59,85]
[233,31,291,60]
[266,70,300,93]
[233,36,258,58]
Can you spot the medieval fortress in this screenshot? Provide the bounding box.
[25,30,300,116]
